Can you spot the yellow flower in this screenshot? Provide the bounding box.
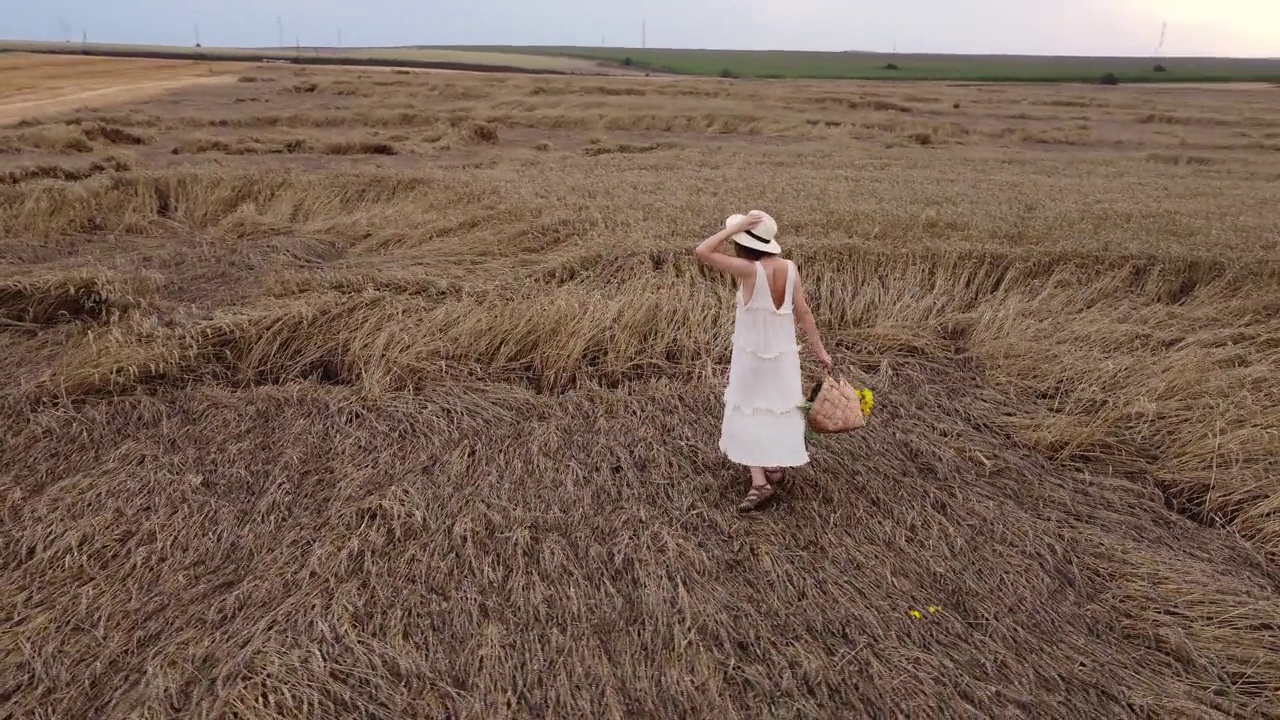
[928,606,941,614]
[858,388,874,416]
[908,610,922,620]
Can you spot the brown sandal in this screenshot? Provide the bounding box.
[765,467,786,487]
[737,478,778,512]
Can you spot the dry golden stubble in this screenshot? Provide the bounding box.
[2,59,1279,719]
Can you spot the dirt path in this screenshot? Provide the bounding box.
[0,76,236,125]
[0,53,246,126]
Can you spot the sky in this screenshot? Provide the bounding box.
[3,0,1278,57]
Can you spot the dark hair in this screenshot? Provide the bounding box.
[733,240,773,261]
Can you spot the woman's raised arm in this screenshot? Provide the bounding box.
[694,212,763,280]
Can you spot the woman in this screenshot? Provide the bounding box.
[695,210,832,512]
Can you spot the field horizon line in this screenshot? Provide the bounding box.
[4,38,1280,82]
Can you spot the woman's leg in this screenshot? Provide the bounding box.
[738,465,777,511]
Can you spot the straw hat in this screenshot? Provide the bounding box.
[726,211,781,254]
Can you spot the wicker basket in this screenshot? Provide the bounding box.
[805,375,869,434]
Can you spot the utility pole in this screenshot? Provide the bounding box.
[194,24,201,46]
[338,29,342,48]
[642,19,646,49]
[277,16,284,48]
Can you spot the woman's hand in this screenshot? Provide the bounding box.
[816,349,833,373]
[729,210,766,234]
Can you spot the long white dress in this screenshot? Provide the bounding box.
[718,260,810,468]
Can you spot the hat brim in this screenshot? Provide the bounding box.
[725,214,782,254]
[730,233,782,254]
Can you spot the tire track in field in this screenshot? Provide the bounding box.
[0,75,234,126]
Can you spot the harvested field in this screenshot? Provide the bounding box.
[0,41,643,77]
[0,53,245,125]
[2,56,1279,719]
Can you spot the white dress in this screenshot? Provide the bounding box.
[718,260,810,468]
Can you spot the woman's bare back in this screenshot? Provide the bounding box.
[740,257,792,311]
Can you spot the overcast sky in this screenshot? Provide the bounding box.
[4,0,1278,57]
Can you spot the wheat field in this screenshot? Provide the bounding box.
[455,45,1280,81]
[2,58,1279,719]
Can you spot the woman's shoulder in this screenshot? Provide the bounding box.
[785,258,802,285]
